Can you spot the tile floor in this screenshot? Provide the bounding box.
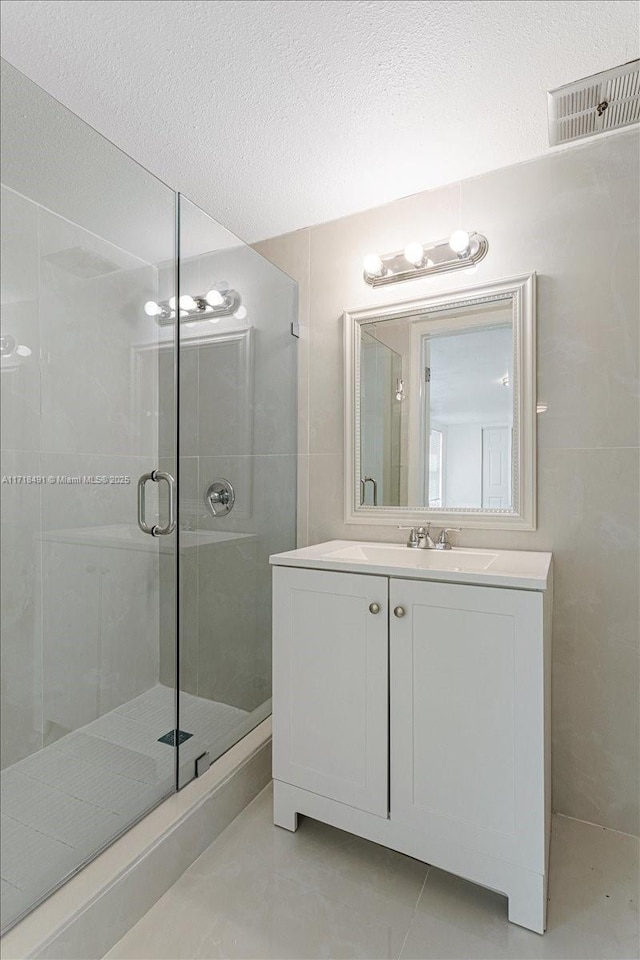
[106,783,639,960]
[1,685,247,931]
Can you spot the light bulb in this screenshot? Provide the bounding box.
[205,289,224,307]
[178,295,197,311]
[363,253,383,278]
[233,305,248,321]
[404,242,424,267]
[168,296,177,310]
[15,344,32,358]
[144,300,161,317]
[449,230,471,256]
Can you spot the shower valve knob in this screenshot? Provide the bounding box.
[205,478,235,517]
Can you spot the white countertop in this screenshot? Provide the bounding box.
[270,540,553,590]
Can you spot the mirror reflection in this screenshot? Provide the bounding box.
[359,299,514,511]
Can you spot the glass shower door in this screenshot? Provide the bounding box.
[175,196,298,788]
[0,59,178,932]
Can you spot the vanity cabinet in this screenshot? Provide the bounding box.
[272,568,388,816]
[271,546,552,934]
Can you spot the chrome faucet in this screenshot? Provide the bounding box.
[435,528,461,550]
[399,525,436,549]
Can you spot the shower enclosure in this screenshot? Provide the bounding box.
[0,59,297,933]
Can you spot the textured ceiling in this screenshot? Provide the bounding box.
[0,0,638,242]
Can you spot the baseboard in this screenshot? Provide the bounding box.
[1,720,272,960]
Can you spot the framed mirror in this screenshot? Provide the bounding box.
[344,274,536,530]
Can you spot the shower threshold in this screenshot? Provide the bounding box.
[0,684,248,933]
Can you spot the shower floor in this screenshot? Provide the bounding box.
[0,684,248,931]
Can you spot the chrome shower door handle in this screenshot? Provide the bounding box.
[152,470,176,536]
[137,470,177,537]
[137,472,155,535]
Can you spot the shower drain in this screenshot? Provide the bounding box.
[157,729,193,746]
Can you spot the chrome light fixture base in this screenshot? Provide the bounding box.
[144,289,244,325]
[363,232,488,287]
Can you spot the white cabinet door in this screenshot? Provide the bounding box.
[390,578,545,872]
[273,566,388,817]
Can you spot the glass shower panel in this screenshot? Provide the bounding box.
[0,60,178,932]
[176,196,297,788]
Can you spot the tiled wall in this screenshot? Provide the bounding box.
[253,128,640,837]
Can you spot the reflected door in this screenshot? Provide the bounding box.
[482,426,512,508]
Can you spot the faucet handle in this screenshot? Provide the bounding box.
[398,525,419,548]
[436,527,461,550]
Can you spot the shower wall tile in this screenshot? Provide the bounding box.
[196,335,251,458]
[1,187,40,305]
[253,227,311,458]
[253,231,311,545]
[38,206,160,459]
[197,455,253,527]
[0,450,43,769]
[39,453,153,530]
[99,545,160,715]
[197,455,297,547]
[0,301,42,454]
[42,539,101,738]
[1,187,41,454]
[191,245,299,458]
[196,535,260,711]
[251,314,298,457]
[257,129,640,836]
[195,454,297,712]
[38,453,164,737]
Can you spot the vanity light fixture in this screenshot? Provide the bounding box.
[143,286,245,326]
[395,378,405,402]
[403,242,425,267]
[449,230,472,256]
[363,230,488,287]
[363,253,385,278]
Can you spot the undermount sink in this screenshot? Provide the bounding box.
[270,539,553,590]
[326,543,498,572]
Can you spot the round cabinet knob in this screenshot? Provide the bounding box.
[393,606,406,618]
[369,602,381,615]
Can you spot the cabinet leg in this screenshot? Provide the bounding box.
[507,871,547,934]
[273,780,299,832]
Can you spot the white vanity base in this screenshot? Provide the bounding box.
[270,545,553,937]
[273,779,547,935]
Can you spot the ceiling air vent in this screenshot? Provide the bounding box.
[548,60,639,146]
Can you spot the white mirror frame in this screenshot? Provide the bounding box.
[344,273,536,531]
